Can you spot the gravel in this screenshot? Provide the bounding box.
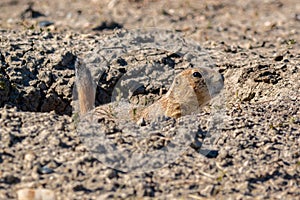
[0,0,299,199]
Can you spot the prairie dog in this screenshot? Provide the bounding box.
[136,68,211,120]
[75,60,212,122]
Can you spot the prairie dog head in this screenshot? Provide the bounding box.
[167,68,211,108]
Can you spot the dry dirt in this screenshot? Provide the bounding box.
[0,0,299,199]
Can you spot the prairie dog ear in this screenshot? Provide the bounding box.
[167,73,192,100]
[173,75,182,86]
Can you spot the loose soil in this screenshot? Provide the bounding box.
[0,0,299,199]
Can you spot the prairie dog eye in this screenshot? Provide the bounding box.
[192,71,202,78]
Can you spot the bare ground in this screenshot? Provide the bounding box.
[0,0,299,199]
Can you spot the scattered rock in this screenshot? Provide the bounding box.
[17,188,56,200]
[0,0,299,200]
[38,21,54,27]
[295,13,300,21]
[274,55,283,61]
[37,166,54,174]
[92,21,123,31]
[3,174,20,184]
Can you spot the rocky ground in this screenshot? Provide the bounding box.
[0,0,299,199]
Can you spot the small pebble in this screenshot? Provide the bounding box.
[17,188,56,200]
[38,166,54,174]
[274,55,283,61]
[38,21,54,27]
[24,152,36,162]
[295,14,300,21]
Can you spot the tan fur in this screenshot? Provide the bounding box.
[77,68,211,122]
[137,68,211,120]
